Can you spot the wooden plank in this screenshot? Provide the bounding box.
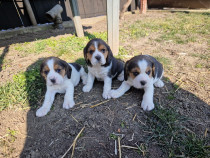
[131,0,135,10]
[70,0,84,37]
[77,0,85,18]
[96,0,107,16]
[107,0,119,55]
[63,0,73,20]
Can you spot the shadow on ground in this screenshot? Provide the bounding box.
[19,59,209,158]
[0,45,9,72]
[0,25,93,47]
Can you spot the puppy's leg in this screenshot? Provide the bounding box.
[110,81,131,98]
[63,82,75,109]
[154,79,164,88]
[83,72,95,92]
[80,67,87,85]
[117,71,124,81]
[141,85,154,111]
[102,77,112,99]
[36,90,56,117]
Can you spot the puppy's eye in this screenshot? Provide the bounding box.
[133,72,139,76]
[56,69,61,73]
[101,49,106,53]
[146,70,151,75]
[44,71,49,75]
[89,50,94,54]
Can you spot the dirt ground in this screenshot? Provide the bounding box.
[0,11,209,158]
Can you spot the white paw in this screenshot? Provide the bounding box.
[117,75,124,81]
[36,107,50,117]
[154,80,164,88]
[141,99,154,111]
[102,91,111,99]
[83,85,92,92]
[63,100,75,109]
[109,90,121,98]
[82,76,88,85]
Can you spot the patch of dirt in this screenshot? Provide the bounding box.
[0,11,209,157]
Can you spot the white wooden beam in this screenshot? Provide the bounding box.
[107,0,120,55]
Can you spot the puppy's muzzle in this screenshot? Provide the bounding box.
[95,55,101,61]
[50,78,56,84]
[140,81,146,86]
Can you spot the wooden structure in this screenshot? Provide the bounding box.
[23,0,37,25]
[107,0,120,55]
[70,0,84,37]
[0,0,134,30]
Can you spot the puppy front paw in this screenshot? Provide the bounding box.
[102,91,111,99]
[82,76,88,85]
[63,100,75,109]
[141,100,154,111]
[83,85,92,92]
[154,80,164,88]
[109,90,121,98]
[36,107,50,117]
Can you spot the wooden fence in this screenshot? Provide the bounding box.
[0,0,136,30]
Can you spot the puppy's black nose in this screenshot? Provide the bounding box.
[95,55,101,61]
[140,81,146,86]
[50,79,56,84]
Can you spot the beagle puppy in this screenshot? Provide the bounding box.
[83,38,124,99]
[36,57,87,117]
[110,55,164,111]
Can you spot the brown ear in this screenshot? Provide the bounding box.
[124,60,130,81]
[105,43,113,65]
[62,60,72,79]
[40,60,47,80]
[66,65,72,79]
[152,63,156,78]
[83,45,92,66]
[57,59,72,79]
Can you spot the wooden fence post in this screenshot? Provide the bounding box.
[140,0,147,14]
[23,0,37,25]
[70,0,84,37]
[107,0,120,55]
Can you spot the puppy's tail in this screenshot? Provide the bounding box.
[80,67,87,85]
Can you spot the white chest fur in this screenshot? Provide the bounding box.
[88,63,111,81]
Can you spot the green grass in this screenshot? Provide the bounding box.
[0,128,18,157]
[14,32,107,57]
[0,65,45,111]
[110,133,118,140]
[190,53,210,61]
[154,56,172,70]
[146,106,209,157]
[195,63,204,68]
[124,12,210,44]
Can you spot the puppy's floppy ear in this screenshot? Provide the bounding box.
[40,60,47,80]
[65,63,72,79]
[152,63,156,78]
[83,45,92,66]
[58,59,72,79]
[105,43,113,65]
[124,60,130,81]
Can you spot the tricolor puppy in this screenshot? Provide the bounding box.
[83,38,124,99]
[36,57,87,117]
[110,55,164,111]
